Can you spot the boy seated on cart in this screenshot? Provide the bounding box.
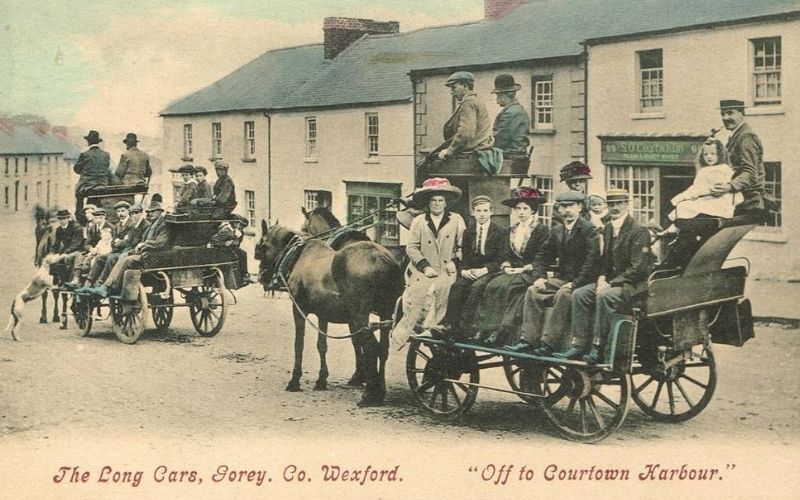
[188,161,237,219]
[209,213,253,284]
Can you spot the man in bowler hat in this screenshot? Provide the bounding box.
[491,74,530,156]
[73,130,111,224]
[115,133,152,186]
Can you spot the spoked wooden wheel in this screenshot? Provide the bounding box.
[406,339,479,418]
[150,290,174,333]
[188,278,227,337]
[111,286,148,344]
[538,365,630,443]
[632,345,717,422]
[71,295,93,337]
[503,357,543,405]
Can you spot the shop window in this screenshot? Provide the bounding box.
[533,175,554,226]
[346,182,400,246]
[607,165,657,225]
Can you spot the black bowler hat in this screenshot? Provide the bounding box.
[83,130,102,145]
[491,74,522,94]
[56,208,71,219]
[123,133,139,145]
[718,99,745,111]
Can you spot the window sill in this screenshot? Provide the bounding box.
[630,111,665,120]
[208,157,222,162]
[181,157,193,162]
[747,106,784,116]
[241,158,256,163]
[364,158,381,164]
[530,129,556,135]
[303,158,318,163]
[742,228,786,243]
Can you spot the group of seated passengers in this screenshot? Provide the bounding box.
[42,160,247,298]
[172,161,236,219]
[393,144,752,364]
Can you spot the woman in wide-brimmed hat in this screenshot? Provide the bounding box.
[472,186,550,345]
[391,178,466,349]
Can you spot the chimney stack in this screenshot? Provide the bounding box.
[52,125,68,139]
[323,17,399,59]
[485,0,528,20]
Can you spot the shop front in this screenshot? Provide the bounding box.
[598,135,706,229]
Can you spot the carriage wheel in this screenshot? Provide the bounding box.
[406,339,479,418]
[150,290,174,333]
[188,278,227,337]
[71,295,93,337]
[111,286,148,344]
[537,365,630,443]
[631,345,717,422]
[502,356,544,405]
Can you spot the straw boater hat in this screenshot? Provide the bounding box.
[411,177,462,208]
[717,99,746,111]
[501,186,545,209]
[605,188,630,203]
[491,74,522,94]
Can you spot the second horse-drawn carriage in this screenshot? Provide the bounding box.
[62,184,248,344]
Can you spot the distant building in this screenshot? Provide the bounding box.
[0,118,79,214]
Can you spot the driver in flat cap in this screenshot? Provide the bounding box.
[438,71,493,160]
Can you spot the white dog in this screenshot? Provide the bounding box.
[6,254,59,341]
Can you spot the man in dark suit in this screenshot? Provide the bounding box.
[79,203,151,291]
[507,191,599,354]
[73,130,111,224]
[709,99,768,219]
[443,195,505,333]
[559,188,654,364]
[91,201,169,297]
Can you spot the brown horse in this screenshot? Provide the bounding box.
[255,217,403,406]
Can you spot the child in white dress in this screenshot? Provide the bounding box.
[669,139,743,221]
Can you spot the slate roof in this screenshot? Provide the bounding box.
[161,44,326,115]
[161,0,800,115]
[0,126,82,160]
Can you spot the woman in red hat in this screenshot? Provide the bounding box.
[391,178,466,349]
[473,186,549,345]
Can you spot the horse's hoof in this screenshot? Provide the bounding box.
[59,325,67,330]
[347,373,366,386]
[357,394,385,407]
[285,381,302,392]
[52,316,60,322]
[39,318,47,324]
[313,380,328,391]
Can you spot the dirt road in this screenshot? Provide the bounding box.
[1,213,798,499]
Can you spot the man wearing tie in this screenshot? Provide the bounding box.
[443,195,505,334]
[507,191,599,354]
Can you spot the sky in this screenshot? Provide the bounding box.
[0,0,484,137]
